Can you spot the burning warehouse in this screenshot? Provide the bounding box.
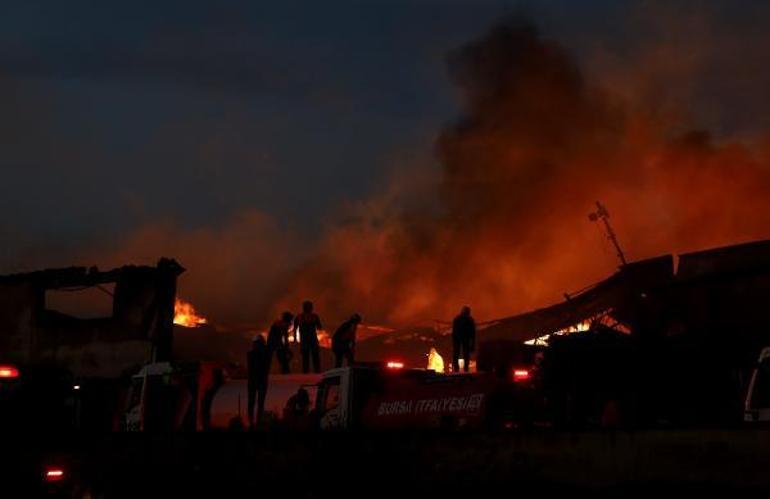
[477,239,770,427]
[481,239,770,345]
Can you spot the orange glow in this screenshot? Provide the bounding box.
[512,369,530,382]
[427,348,445,373]
[317,331,331,349]
[0,365,19,378]
[525,319,594,345]
[386,361,404,369]
[174,298,208,328]
[91,21,770,338]
[44,468,65,482]
[556,320,592,335]
[287,325,331,347]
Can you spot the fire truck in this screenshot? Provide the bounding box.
[310,364,515,430]
[122,361,536,431]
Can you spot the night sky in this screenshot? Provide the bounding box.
[3,0,770,325]
[2,0,534,255]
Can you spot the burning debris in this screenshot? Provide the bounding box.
[481,238,770,355]
[174,298,208,328]
[427,347,445,373]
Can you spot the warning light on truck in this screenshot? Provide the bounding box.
[44,468,65,482]
[0,365,19,379]
[386,361,405,370]
[512,369,530,382]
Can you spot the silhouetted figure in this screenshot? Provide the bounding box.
[283,387,312,430]
[452,306,476,373]
[294,301,323,373]
[284,387,311,418]
[333,313,362,368]
[268,311,294,374]
[247,335,270,428]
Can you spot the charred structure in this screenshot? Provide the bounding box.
[479,239,770,427]
[0,257,183,377]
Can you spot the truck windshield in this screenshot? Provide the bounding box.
[321,377,341,413]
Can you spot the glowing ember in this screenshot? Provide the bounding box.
[556,320,592,335]
[427,347,445,373]
[525,319,594,345]
[174,298,208,328]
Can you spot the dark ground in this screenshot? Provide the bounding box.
[6,429,770,498]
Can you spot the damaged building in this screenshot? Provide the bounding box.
[479,239,770,426]
[0,258,184,378]
[481,239,770,345]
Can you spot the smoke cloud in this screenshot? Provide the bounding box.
[276,17,770,326]
[20,13,770,331]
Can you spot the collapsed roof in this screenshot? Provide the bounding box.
[482,240,770,343]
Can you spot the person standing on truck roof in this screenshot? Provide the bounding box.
[332,313,362,368]
[247,335,270,428]
[452,306,476,373]
[294,300,323,373]
[267,311,294,374]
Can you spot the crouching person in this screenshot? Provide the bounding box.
[332,313,362,368]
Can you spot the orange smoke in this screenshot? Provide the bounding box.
[174,298,208,328]
[276,18,770,327]
[68,16,770,334]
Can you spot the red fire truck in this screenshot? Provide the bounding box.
[312,364,515,430]
[122,361,536,431]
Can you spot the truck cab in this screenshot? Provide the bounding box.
[315,367,380,430]
[315,368,348,430]
[313,365,508,430]
[123,361,223,431]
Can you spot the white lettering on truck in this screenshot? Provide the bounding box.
[376,394,484,417]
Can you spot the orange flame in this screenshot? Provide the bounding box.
[174,298,208,328]
[427,347,445,373]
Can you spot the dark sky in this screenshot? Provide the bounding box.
[1,0,768,273]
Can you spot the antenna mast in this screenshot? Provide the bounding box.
[588,201,627,267]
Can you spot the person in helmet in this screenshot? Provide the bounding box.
[293,301,323,373]
[452,306,476,373]
[267,311,294,374]
[247,335,270,428]
[332,313,362,368]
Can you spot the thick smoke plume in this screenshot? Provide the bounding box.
[40,17,770,330]
[276,18,770,326]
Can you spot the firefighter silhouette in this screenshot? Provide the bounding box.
[332,313,362,368]
[267,311,293,374]
[294,301,323,373]
[452,306,476,373]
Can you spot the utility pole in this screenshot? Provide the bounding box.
[588,201,627,267]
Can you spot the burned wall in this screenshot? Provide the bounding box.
[0,258,183,378]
